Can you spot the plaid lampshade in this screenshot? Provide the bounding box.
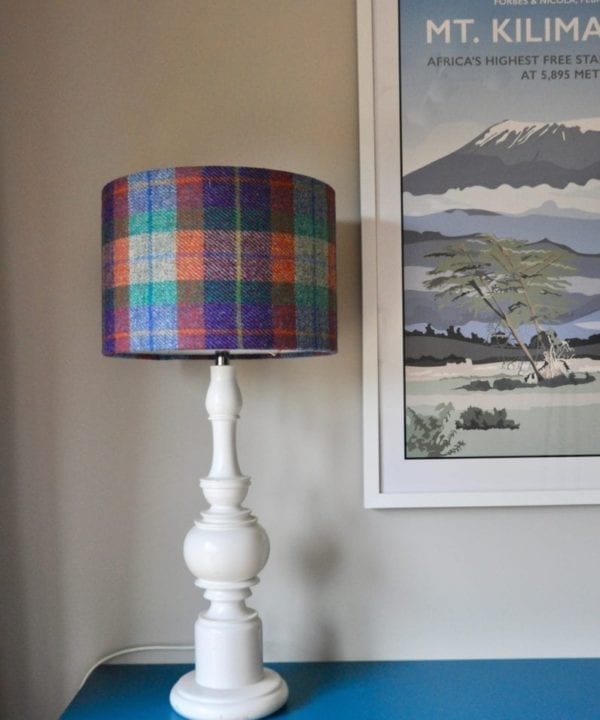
[102,166,336,358]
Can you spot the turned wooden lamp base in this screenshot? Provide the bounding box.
[170,356,288,720]
[171,669,288,720]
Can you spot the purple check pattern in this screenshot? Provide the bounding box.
[102,167,336,358]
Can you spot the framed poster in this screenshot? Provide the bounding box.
[358,0,600,507]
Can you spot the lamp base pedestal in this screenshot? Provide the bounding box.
[170,669,288,720]
[170,362,288,720]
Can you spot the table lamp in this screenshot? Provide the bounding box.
[101,166,336,720]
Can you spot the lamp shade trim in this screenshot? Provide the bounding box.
[102,166,336,358]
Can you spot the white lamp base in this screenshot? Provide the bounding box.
[170,669,288,720]
[170,360,288,720]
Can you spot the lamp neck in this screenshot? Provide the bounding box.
[204,362,244,486]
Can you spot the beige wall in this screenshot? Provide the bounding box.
[1,2,599,718]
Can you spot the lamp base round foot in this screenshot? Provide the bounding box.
[170,669,288,720]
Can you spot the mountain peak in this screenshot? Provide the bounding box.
[475,118,600,149]
[403,116,600,195]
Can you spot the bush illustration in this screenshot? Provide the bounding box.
[456,406,520,430]
[406,403,465,457]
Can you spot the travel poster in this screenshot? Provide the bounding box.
[399,0,600,460]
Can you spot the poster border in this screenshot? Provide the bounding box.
[357,0,600,509]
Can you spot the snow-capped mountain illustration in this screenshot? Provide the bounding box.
[401,118,600,342]
[403,118,600,195]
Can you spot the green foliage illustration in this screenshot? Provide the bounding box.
[456,406,520,431]
[406,403,465,458]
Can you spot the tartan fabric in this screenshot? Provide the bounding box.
[102,167,336,358]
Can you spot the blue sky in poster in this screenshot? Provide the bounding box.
[399,0,600,171]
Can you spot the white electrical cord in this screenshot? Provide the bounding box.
[78,644,194,689]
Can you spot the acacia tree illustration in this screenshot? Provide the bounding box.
[424,234,575,383]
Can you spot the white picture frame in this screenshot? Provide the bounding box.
[357,0,600,508]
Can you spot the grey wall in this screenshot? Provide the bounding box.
[1,2,598,718]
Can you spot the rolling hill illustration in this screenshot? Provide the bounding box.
[402,117,600,351]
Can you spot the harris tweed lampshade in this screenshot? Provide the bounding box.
[101,166,336,358]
